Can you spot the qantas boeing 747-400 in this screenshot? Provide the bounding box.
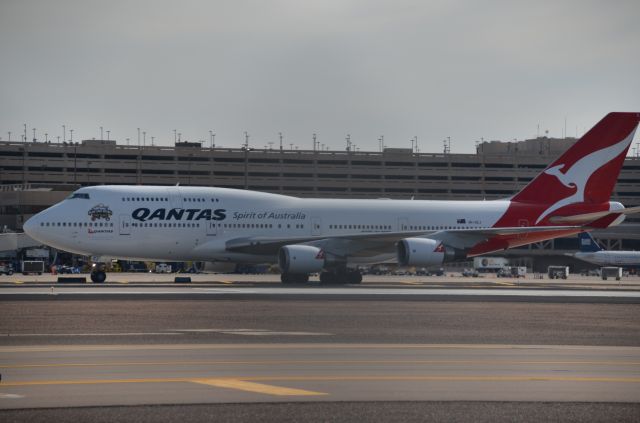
[23,112,640,283]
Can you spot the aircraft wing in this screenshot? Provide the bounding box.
[224,225,582,257]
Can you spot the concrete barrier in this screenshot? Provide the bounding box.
[174,276,191,283]
[57,276,87,283]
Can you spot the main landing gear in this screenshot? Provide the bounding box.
[90,263,107,283]
[280,273,309,284]
[319,269,362,285]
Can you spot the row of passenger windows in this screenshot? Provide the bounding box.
[329,224,391,230]
[41,222,113,227]
[123,197,169,202]
[402,225,483,230]
[130,222,200,228]
[220,223,305,229]
[121,197,220,203]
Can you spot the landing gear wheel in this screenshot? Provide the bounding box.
[280,273,309,284]
[347,270,362,284]
[320,270,361,285]
[91,271,106,283]
[320,271,338,285]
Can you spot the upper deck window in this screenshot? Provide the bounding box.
[68,193,90,200]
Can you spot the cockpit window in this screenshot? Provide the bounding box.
[68,193,90,200]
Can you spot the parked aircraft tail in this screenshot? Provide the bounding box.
[578,232,603,252]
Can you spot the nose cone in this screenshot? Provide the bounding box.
[23,215,40,241]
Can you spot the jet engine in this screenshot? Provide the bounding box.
[397,238,449,267]
[278,245,325,274]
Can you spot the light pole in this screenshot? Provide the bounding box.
[151,136,154,146]
[7,131,11,142]
[70,129,73,142]
[62,125,66,143]
[45,133,48,142]
[100,126,103,140]
[243,146,250,189]
[32,128,36,142]
[143,131,146,148]
[73,143,77,183]
[279,132,283,151]
[243,132,250,189]
[106,130,110,141]
[23,124,27,143]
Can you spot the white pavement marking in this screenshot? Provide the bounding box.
[3,332,183,337]
[0,393,25,399]
[2,286,640,298]
[2,328,332,338]
[169,328,332,336]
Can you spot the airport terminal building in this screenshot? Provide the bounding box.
[1,137,639,270]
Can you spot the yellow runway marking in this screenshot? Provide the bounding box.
[192,379,326,396]
[2,375,640,388]
[4,359,640,369]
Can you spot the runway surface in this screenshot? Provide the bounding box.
[1,343,640,408]
[1,284,640,421]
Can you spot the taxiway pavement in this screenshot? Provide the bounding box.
[1,280,639,421]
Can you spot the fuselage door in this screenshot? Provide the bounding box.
[119,215,131,235]
[167,187,183,209]
[311,217,322,236]
[398,217,409,231]
[206,220,218,236]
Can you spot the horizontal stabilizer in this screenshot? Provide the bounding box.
[548,206,640,224]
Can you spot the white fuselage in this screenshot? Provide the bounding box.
[24,185,509,264]
[574,251,640,267]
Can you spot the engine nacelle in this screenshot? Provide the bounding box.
[278,245,325,274]
[397,238,447,267]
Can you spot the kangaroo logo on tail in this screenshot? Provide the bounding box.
[535,130,635,224]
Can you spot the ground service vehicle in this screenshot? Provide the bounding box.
[22,260,44,275]
[548,266,569,279]
[601,266,622,281]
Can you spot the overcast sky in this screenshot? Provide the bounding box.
[1,0,639,153]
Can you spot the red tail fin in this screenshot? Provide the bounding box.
[513,112,639,212]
